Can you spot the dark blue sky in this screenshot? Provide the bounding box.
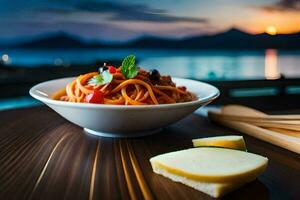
[0,0,299,42]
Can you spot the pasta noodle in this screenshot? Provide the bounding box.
[52,68,196,105]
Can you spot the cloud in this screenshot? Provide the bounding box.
[0,19,214,42]
[258,0,300,12]
[0,20,139,41]
[41,1,208,23]
[0,1,211,41]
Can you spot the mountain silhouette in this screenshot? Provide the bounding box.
[179,28,255,49]
[128,28,300,49]
[11,28,300,49]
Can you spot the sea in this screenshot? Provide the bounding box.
[2,48,300,80]
[1,48,300,109]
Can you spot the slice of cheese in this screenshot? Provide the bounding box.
[192,135,247,151]
[152,165,248,198]
[150,147,268,198]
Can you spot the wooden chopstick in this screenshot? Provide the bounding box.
[209,111,300,132]
[221,105,300,120]
[208,111,300,154]
[208,113,300,122]
[250,122,300,132]
[211,114,300,125]
[266,128,300,138]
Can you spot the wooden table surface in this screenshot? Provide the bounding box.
[0,106,299,200]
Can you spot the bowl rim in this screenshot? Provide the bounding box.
[29,77,220,110]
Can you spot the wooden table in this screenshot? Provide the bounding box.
[0,106,299,200]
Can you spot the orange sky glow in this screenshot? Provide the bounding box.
[237,11,300,35]
[1,0,300,41]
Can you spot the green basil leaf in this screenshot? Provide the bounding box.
[102,70,113,83]
[126,66,138,79]
[121,55,138,79]
[88,70,113,86]
[88,75,103,85]
[122,55,135,69]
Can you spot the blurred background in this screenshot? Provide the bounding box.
[0,0,300,110]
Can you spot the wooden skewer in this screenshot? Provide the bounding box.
[250,122,300,131]
[208,111,300,154]
[221,104,300,120]
[210,114,300,125]
[209,111,300,132]
[266,128,300,138]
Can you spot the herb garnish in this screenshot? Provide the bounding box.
[88,55,138,85]
[121,55,138,79]
[88,70,113,86]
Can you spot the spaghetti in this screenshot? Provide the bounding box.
[52,56,196,105]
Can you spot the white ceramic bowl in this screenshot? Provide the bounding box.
[30,77,219,138]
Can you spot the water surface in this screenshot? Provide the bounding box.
[1,48,300,81]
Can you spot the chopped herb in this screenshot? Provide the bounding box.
[88,70,113,86]
[121,55,138,79]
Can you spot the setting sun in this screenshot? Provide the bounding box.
[265,26,277,35]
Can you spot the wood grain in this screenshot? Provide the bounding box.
[0,106,299,200]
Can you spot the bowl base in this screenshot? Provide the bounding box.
[84,128,162,138]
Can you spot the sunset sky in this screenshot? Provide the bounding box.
[0,0,299,42]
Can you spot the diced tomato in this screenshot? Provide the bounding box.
[107,66,117,74]
[85,90,104,104]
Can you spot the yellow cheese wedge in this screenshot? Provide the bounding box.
[150,148,268,198]
[152,165,248,198]
[192,135,247,151]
